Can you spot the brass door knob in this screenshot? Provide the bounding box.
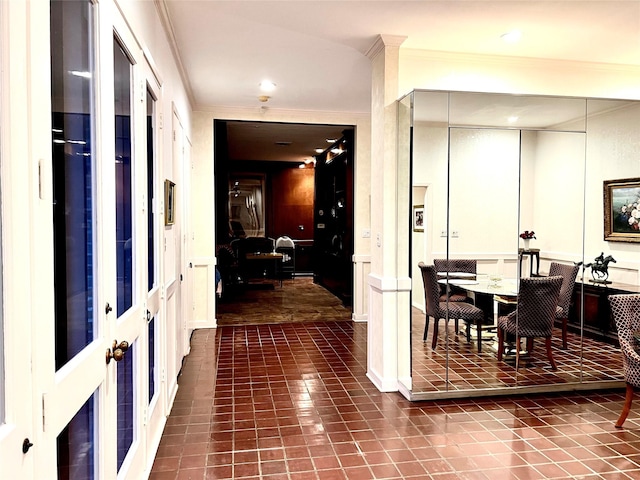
[106,340,130,364]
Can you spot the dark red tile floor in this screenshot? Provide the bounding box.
[150,280,640,479]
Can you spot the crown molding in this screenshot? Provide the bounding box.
[154,0,195,108]
[365,34,408,60]
[401,48,640,74]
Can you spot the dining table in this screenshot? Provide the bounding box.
[438,273,519,351]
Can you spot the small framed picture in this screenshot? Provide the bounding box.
[603,177,640,243]
[165,179,176,226]
[413,205,425,232]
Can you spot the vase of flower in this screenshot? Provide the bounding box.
[519,230,536,250]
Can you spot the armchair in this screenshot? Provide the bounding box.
[609,294,640,428]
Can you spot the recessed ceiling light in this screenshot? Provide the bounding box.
[326,138,337,143]
[315,148,324,153]
[508,116,519,123]
[259,80,276,92]
[501,30,522,43]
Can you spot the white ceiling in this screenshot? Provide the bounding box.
[162,0,640,161]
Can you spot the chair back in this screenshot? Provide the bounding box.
[515,276,563,337]
[434,259,477,274]
[609,294,640,384]
[549,262,580,316]
[418,263,440,318]
[276,236,295,249]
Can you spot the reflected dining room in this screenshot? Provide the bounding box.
[411,259,633,395]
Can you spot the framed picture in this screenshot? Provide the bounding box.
[603,177,640,243]
[413,205,425,232]
[164,179,176,226]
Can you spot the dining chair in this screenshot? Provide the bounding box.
[548,262,580,349]
[608,294,640,428]
[275,236,296,278]
[497,276,563,370]
[433,259,477,302]
[418,262,484,351]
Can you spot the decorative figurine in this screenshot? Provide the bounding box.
[584,252,616,284]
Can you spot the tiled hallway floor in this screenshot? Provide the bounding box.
[150,279,640,479]
[151,318,640,479]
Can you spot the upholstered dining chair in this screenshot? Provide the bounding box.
[418,262,484,351]
[497,276,563,370]
[275,236,296,278]
[609,294,640,428]
[433,259,477,302]
[548,262,580,350]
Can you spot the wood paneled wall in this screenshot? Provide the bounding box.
[269,167,314,240]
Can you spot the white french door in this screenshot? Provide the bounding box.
[28,1,159,478]
[0,1,35,477]
[142,73,165,460]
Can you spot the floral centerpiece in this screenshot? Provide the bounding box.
[520,230,536,250]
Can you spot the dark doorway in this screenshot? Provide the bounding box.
[214,120,355,306]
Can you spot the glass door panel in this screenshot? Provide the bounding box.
[114,37,133,317]
[146,85,160,408]
[117,343,134,472]
[51,0,97,370]
[56,391,97,480]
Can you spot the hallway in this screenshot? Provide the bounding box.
[149,281,640,479]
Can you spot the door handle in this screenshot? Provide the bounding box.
[106,339,129,364]
[22,438,34,454]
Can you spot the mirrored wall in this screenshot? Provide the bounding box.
[401,90,640,399]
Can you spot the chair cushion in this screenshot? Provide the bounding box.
[439,301,483,321]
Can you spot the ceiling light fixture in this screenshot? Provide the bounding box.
[501,30,522,43]
[326,138,337,143]
[258,95,270,102]
[315,148,324,154]
[259,80,276,92]
[508,116,519,123]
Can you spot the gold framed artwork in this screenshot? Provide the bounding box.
[413,205,425,232]
[603,177,640,243]
[164,179,176,226]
